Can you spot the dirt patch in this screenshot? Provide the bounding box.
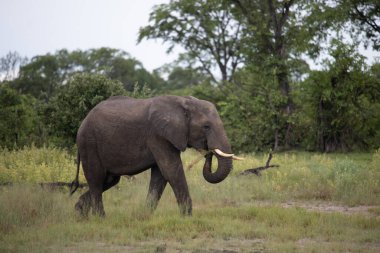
[254,200,380,217]
[281,201,379,216]
[296,238,380,251]
[56,239,266,253]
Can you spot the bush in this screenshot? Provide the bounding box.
[0,145,83,183]
[47,73,126,147]
[0,84,38,149]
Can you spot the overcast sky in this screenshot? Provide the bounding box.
[0,0,379,72]
[0,0,181,71]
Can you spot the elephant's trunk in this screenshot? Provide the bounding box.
[202,152,233,184]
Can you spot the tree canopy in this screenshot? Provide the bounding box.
[0,0,379,152]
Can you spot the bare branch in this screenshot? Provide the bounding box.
[240,152,279,176]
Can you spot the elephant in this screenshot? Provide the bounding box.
[70,95,241,216]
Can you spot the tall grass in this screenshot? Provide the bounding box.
[0,184,71,234]
[0,146,379,205]
[0,145,84,183]
[0,183,379,252]
[0,147,379,252]
[181,149,380,206]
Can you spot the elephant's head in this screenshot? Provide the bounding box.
[149,95,240,184]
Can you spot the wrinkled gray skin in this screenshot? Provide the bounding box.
[71,95,233,216]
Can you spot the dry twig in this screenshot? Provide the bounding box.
[240,152,279,176]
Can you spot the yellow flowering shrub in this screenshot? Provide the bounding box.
[0,145,84,183]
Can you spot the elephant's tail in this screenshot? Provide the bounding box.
[70,151,80,195]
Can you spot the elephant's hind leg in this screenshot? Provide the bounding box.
[146,165,167,211]
[74,173,120,217]
[90,173,121,216]
[80,146,107,217]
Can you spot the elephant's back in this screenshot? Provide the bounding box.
[95,96,152,117]
[77,96,152,141]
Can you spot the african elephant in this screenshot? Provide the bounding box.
[70,95,241,216]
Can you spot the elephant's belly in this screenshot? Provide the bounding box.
[99,143,156,176]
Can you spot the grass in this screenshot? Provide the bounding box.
[0,147,379,252]
[0,145,85,183]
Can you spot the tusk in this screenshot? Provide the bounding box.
[213,149,234,157]
[232,155,244,161]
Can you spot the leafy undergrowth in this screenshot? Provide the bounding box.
[0,147,379,252]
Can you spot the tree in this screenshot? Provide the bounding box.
[335,0,380,50]
[230,0,329,149]
[156,59,212,91]
[139,0,333,150]
[0,51,28,81]
[107,55,164,92]
[217,66,286,152]
[0,84,37,148]
[300,41,380,151]
[15,54,61,102]
[138,0,244,83]
[47,73,125,146]
[13,48,163,102]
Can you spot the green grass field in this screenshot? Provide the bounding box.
[0,146,379,252]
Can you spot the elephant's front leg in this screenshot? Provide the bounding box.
[146,165,167,211]
[149,138,192,216]
[169,166,192,216]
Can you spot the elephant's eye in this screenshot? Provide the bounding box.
[203,125,211,131]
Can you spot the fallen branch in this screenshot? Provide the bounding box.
[240,152,279,176]
[39,182,88,189]
[0,182,88,189]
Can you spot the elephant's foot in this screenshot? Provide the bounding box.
[75,199,90,217]
[91,194,106,217]
[91,205,106,217]
[75,192,91,217]
[146,193,160,212]
[179,199,192,216]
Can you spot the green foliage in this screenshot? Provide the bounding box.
[0,84,38,149]
[159,65,211,91]
[215,66,288,152]
[47,73,125,146]
[138,0,244,82]
[0,51,28,81]
[1,1,379,153]
[11,48,162,102]
[14,53,61,102]
[129,82,154,98]
[299,41,380,151]
[138,0,379,152]
[329,0,380,50]
[215,38,379,153]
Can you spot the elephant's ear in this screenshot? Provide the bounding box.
[148,97,190,151]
